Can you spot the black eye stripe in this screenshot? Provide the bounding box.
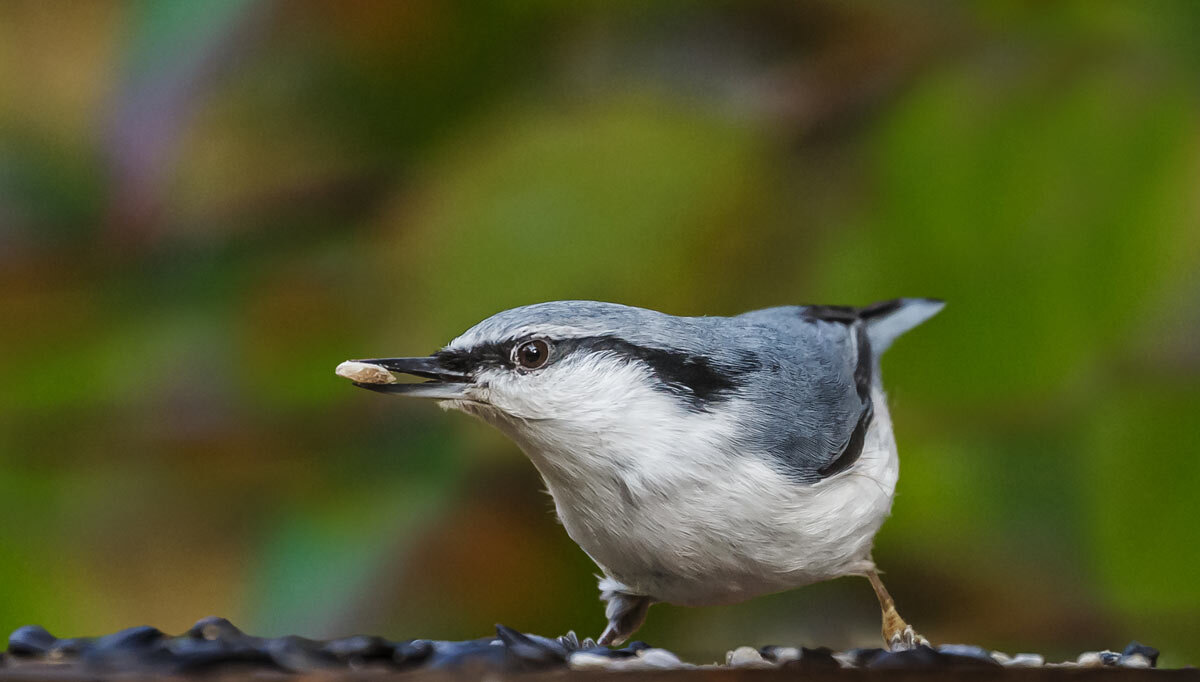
[436,344,511,373]
[437,335,756,411]
[558,337,755,409]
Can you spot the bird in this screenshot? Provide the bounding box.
[337,298,944,650]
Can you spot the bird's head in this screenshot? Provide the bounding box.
[348,301,757,451]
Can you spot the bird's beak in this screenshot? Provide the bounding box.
[349,356,473,400]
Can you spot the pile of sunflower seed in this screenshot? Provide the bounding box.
[0,617,1165,675]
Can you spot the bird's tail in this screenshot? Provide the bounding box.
[860,298,944,354]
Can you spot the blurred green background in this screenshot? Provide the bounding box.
[1,0,1198,667]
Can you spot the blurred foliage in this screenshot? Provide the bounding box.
[1,0,1198,667]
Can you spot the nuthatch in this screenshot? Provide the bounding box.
[337,298,943,649]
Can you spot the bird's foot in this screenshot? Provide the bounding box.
[596,594,651,647]
[887,624,930,651]
[596,623,623,648]
[882,602,929,651]
[597,578,652,647]
[866,566,929,651]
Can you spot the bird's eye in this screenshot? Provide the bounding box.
[513,339,550,370]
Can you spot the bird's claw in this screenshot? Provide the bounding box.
[596,624,623,647]
[887,625,930,651]
[597,578,652,647]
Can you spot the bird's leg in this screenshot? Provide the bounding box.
[866,567,929,651]
[597,578,652,647]
[597,593,651,646]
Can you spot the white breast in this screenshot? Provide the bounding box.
[472,374,900,607]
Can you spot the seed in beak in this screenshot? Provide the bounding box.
[335,361,397,385]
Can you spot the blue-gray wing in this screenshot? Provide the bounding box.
[732,306,872,484]
[731,299,942,483]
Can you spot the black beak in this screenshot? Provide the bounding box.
[351,356,472,399]
[355,357,469,383]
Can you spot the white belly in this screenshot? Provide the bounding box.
[502,388,900,607]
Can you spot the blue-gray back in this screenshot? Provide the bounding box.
[450,299,943,483]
